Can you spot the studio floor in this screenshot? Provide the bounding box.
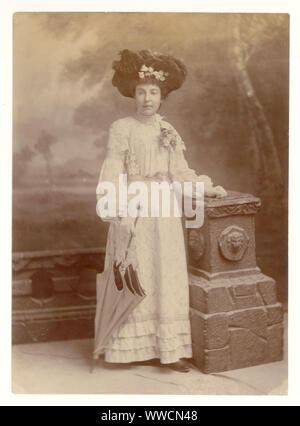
[12,314,288,395]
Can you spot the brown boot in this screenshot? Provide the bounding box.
[165,359,190,373]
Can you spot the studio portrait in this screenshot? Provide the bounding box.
[12,12,288,395]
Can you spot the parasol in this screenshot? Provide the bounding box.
[91,214,145,371]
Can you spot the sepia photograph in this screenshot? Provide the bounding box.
[11,11,289,396]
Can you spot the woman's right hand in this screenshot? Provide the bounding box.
[119,216,136,237]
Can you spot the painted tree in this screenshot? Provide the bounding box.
[13,146,36,186]
[228,14,288,200]
[34,130,57,187]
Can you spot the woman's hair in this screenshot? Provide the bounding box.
[112,49,187,99]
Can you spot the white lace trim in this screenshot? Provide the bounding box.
[104,344,193,364]
[106,332,192,351]
[110,318,191,338]
[93,318,193,363]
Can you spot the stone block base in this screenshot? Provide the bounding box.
[189,271,284,373]
[12,293,96,344]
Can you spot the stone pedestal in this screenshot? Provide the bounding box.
[187,191,284,373]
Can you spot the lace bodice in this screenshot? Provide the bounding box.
[99,113,212,177]
[96,113,224,222]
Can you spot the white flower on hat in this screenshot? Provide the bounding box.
[138,64,168,81]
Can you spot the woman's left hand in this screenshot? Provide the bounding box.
[204,185,227,198]
[213,185,227,198]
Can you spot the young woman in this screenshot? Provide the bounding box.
[94,49,226,372]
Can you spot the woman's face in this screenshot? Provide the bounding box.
[134,83,162,116]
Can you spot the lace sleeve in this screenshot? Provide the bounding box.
[96,119,130,223]
[106,119,129,159]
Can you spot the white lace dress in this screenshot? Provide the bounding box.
[94,113,215,364]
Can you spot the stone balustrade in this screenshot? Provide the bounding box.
[12,247,104,344]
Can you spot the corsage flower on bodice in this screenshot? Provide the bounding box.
[159,123,186,152]
[124,114,186,178]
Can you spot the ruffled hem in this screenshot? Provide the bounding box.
[106,332,192,351]
[94,317,193,363]
[104,344,193,364]
[110,318,191,339]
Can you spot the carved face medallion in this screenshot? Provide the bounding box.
[219,225,249,261]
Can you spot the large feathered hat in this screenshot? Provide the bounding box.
[112,49,187,98]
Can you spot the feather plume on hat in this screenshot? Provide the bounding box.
[112,49,187,98]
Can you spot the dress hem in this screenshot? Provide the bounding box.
[103,344,193,364]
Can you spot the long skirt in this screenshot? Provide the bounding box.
[94,200,193,364]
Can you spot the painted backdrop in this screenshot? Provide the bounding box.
[13,13,289,300]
